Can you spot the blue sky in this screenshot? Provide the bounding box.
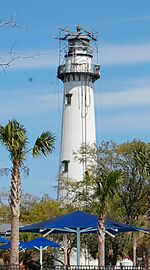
[0,0,150,199]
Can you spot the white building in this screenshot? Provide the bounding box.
[57,25,100,201]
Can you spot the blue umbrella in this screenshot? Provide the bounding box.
[20,237,60,249]
[21,237,61,266]
[0,237,10,244]
[0,238,61,266]
[19,210,147,234]
[0,241,24,250]
[0,242,11,250]
[19,210,148,265]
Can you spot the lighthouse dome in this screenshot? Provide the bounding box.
[67,34,91,57]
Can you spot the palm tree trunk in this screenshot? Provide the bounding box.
[10,165,20,265]
[98,212,105,266]
[10,215,19,264]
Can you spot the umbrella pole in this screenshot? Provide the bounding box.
[40,247,43,269]
[77,227,80,266]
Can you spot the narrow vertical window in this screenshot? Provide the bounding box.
[65,93,72,106]
[62,160,69,173]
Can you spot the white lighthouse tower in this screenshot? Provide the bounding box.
[57,26,100,200]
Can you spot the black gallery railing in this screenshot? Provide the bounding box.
[0,266,147,270]
[43,267,146,270]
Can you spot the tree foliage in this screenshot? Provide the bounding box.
[62,141,149,265]
[0,119,55,264]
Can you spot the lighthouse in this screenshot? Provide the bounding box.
[57,26,100,200]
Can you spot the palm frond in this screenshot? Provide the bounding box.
[32,131,55,157]
[21,166,29,178]
[0,119,28,164]
[95,170,121,204]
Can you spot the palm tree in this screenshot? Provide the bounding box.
[95,171,121,266]
[0,119,55,265]
[94,171,121,266]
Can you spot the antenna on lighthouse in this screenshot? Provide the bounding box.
[76,25,97,41]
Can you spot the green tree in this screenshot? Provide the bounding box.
[116,141,147,219]
[21,195,63,223]
[0,119,55,265]
[112,141,148,265]
[85,170,121,266]
[132,142,150,267]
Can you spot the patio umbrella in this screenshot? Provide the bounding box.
[20,237,61,266]
[19,210,148,265]
[0,237,60,266]
[0,241,24,250]
[0,237,10,244]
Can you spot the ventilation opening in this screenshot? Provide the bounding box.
[62,160,70,173]
[65,93,72,106]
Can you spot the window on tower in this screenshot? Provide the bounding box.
[65,93,72,106]
[62,160,70,173]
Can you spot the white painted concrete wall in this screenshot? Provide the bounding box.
[54,248,98,266]
[60,79,96,181]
